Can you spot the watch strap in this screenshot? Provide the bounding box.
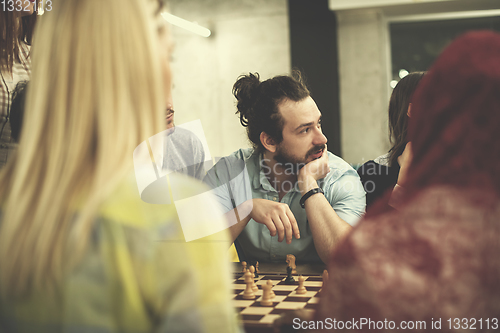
[300,187,324,208]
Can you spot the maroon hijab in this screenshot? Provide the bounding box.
[406,31,500,197]
[316,31,500,331]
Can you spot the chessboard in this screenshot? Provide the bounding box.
[232,271,323,332]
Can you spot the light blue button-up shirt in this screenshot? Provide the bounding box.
[204,148,366,263]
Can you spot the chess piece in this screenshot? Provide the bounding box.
[250,266,258,292]
[286,254,297,274]
[296,275,307,294]
[284,266,295,284]
[247,261,258,277]
[260,281,273,306]
[266,279,275,298]
[254,261,259,278]
[241,261,247,272]
[242,270,255,299]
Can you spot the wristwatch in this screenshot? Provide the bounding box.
[300,187,324,208]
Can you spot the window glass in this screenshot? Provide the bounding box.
[390,16,500,85]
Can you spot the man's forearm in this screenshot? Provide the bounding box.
[299,176,352,263]
[303,193,352,263]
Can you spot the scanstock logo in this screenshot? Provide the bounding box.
[133,120,252,241]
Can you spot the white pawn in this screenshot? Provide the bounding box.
[241,261,247,272]
[242,270,255,299]
[266,279,275,299]
[286,254,297,274]
[296,275,307,294]
[250,266,258,292]
[260,281,273,306]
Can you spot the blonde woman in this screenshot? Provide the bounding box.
[0,0,239,332]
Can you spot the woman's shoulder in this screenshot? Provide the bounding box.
[356,186,499,234]
[357,154,399,177]
[98,172,209,232]
[321,186,500,322]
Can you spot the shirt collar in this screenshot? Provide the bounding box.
[252,153,302,193]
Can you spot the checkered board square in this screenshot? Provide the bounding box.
[232,272,322,329]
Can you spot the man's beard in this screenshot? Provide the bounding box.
[274,143,326,174]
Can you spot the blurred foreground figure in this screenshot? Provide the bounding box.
[0,2,36,168]
[0,0,239,332]
[316,31,500,331]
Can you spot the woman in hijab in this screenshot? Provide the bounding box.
[316,30,500,329]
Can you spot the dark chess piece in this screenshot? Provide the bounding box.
[284,265,295,284]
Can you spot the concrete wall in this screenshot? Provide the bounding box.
[336,9,390,164]
[168,0,291,160]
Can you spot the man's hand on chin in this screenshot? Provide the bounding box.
[298,147,330,194]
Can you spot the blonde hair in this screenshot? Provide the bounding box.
[0,0,166,297]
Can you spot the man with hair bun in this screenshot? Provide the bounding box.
[204,71,365,264]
